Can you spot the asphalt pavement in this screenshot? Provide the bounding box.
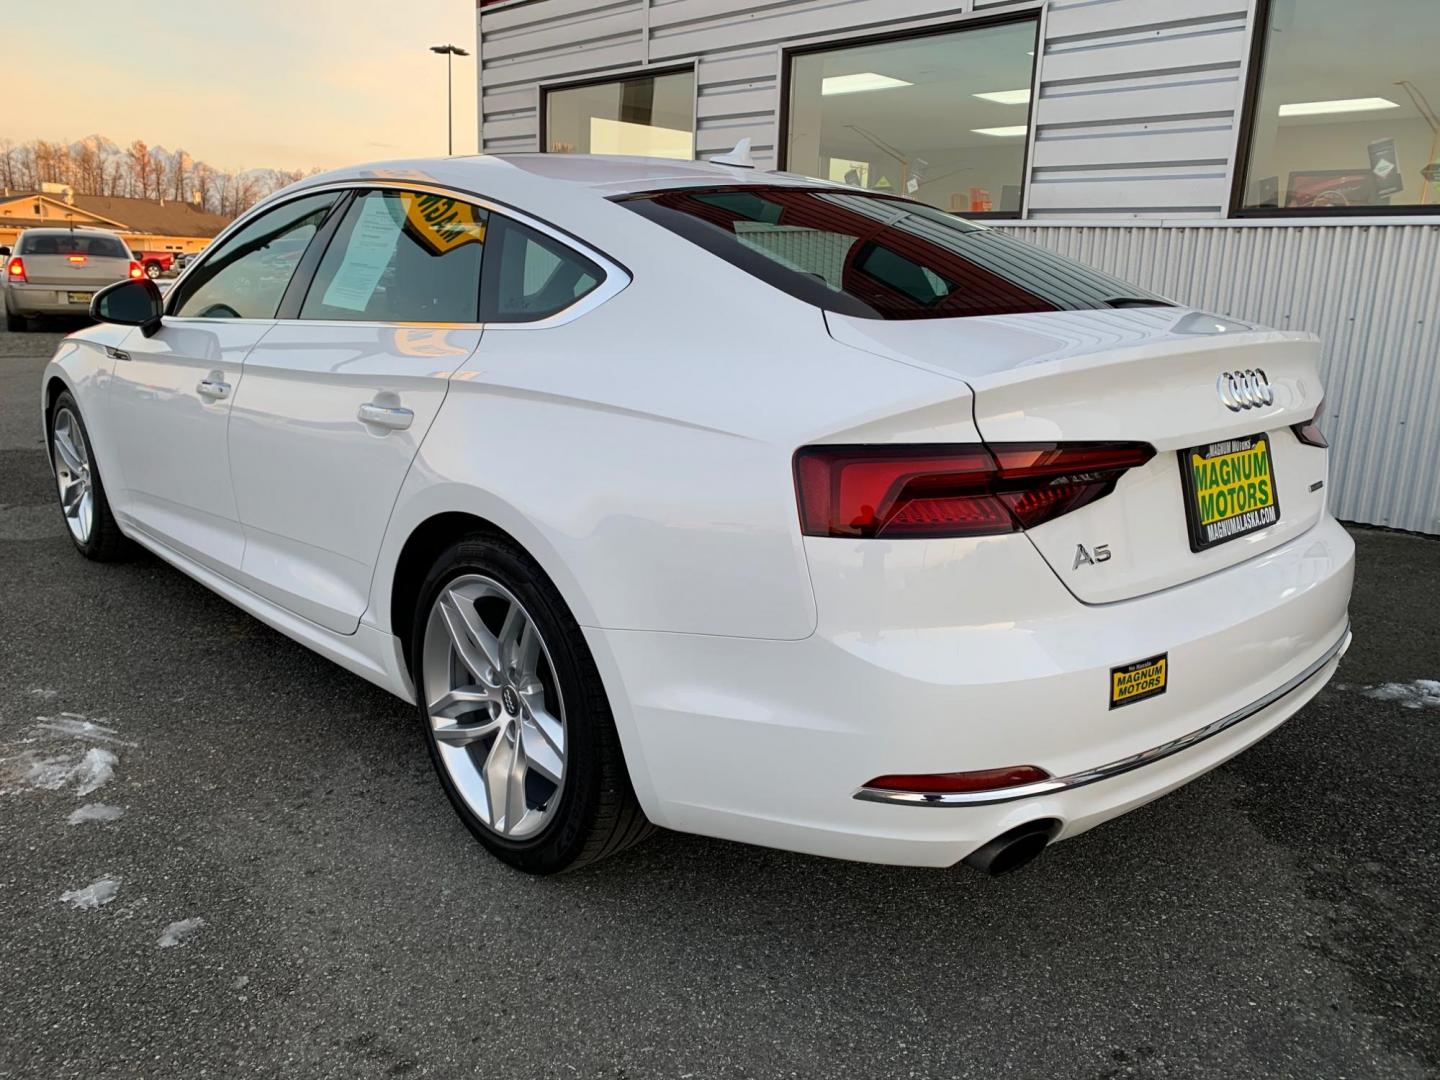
[1,315,1437,1080]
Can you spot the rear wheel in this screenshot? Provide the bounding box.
[50,392,130,561]
[411,535,651,873]
[144,262,161,279]
[5,311,26,333]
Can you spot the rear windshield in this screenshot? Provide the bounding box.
[18,233,130,259]
[617,186,1167,321]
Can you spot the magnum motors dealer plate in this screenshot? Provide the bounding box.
[1179,434,1280,551]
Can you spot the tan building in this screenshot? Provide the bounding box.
[0,188,231,256]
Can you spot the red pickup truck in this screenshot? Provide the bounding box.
[132,250,176,279]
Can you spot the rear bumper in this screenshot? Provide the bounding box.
[3,282,101,316]
[855,621,1349,807]
[587,514,1355,867]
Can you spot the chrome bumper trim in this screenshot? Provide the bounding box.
[853,622,1351,808]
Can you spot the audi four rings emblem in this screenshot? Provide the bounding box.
[1217,369,1275,411]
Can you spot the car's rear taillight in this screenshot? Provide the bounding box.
[794,441,1155,539]
[6,256,25,283]
[128,261,145,280]
[1291,400,1328,448]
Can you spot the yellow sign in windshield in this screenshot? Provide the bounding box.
[402,194,486,255]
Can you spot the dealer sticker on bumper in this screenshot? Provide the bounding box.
[1110,653,1168,709]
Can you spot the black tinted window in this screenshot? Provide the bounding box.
[620,186,1167,320]
[300,190,486,323]
[173,192,338,319]
[481,215,604,322]
[20,233,129,259]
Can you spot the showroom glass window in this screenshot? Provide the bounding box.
[545,71,695,159]
[1239,0,1440,212]
[786,19,1038,217]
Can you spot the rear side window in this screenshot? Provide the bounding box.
[19,233,129,259]
[300,189,487,323]
[618,186,1167,321]
[172,191,338,319]
[480,215,604,323]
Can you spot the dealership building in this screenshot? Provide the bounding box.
[474,0,1439,535]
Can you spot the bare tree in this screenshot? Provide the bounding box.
[126,140,153,200]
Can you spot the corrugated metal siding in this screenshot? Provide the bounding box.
[998,223,1440,534]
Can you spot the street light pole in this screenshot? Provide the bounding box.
[430,44,471,156]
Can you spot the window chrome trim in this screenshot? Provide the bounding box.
[165,178,631,329]
[854,622,1351,808]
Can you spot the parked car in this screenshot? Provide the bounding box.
[41,153,1354,876]
[5,229,143,331]
[133,250,177,278]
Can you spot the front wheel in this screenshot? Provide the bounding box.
[50,392,131,561]
[411,535,651,873]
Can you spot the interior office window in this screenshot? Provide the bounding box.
[172,192,338,319]
[545,71,695,159]
[1241,0,1440,211]
[481,215,604,322]
[301,190,486,323]
[786,20,1038,217]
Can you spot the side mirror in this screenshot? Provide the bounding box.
[91,277,164,336]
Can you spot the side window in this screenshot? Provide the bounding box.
[300,189,486,323]
[481,215,604,323]
[172,192,338,319]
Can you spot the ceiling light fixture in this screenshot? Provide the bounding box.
[973,88,1031,105]
[1278,97,1400,117]
[821,72,913,96]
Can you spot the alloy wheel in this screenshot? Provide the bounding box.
[52,408,94,544]
[420,574,567,840]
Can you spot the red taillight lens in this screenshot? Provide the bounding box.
[862,765,1053,794]
[794,441,1155,538]
[128,261,145,280]
[6,256,25,283]
[1291,400,1328,448]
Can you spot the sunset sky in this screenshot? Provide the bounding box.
[5,0,480,172]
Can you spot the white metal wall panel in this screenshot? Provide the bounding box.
[1027,1,1250,218]
[998,223,1440,534]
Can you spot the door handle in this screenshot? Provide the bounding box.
[357,402,414,431]
[196,376,231,401]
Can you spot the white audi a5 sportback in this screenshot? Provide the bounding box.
[44,152,1353,875]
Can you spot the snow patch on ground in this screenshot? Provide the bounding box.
[1362,679,1440,709]
[157,917,206,948]
[67,803,125,825]
[34,714,134,746]
[60,878,121,909]
[21,747,117,794]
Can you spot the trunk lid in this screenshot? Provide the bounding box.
[20,252,134,287]
[826,307,1330,603]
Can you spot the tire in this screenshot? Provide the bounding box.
[410,534,652,873]
[49,392,131,561]
[144,263,161,279]
[5,311,26,333]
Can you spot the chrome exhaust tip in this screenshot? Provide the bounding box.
[962,819,1062,876]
